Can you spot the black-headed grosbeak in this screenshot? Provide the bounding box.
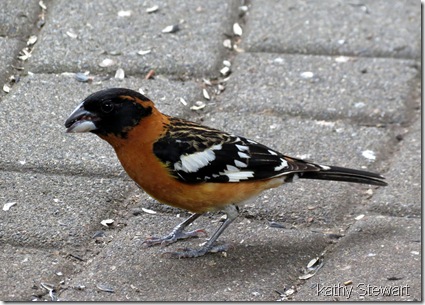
[65,88,387,258]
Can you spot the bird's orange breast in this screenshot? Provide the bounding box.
[100,110,284,213]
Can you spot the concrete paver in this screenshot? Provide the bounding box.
[0,0,41,38]
[369,117,421,218]
[0,74,202,176]
[293,216,421,301]
[0,171,131,248]
[242,0,420,58]
[58,213,331,301]
[29,0,238,76]
[0,0,420,301]
[216,53,419,125]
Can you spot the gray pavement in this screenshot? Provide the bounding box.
[0,0,421,301]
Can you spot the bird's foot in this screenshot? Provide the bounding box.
[141,228,207,248]
[161,243,229,259]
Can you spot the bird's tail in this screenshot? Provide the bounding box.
[298,165,387,186]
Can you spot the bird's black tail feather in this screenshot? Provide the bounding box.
[298,165,387,186]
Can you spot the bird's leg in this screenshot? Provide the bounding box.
[142,213,207,247]
[163,205,239,258]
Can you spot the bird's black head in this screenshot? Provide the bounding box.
[65,88,153,138]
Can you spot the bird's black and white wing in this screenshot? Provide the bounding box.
[153,118,320,183]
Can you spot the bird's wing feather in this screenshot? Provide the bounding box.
[153,118,320,183]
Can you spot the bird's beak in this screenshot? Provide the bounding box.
[65,104,98,133]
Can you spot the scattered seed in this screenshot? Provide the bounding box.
[141,207,157,214]
[97,283,114,293]
[220,76,231,83]
[99,58,115,67]
[66,31,78,39]
[146,5,159,13]
[3,84,10,93]
[361,150,376,161]
[18,48,31,61]
[354,102,366,108]
[179,97,187,106]
[202,88,210,100]
[115,68,125,80]
[269,221,285,228]
[223,39,232,49]
[190,101,206,111]
[109,50,122,56]
[217,84,225,92]
[233,23,243,36]
[75,72,90,82]
[145,69,155,80]
[355,214,365,220]
[137,49,151,56]
[202,78,212,86]
[39,0,47,10]
[239,5,249,14]
[223,60,231,67]
[307,257,320,269]
[40,282,57,301]
[27,35,38,46]
[337,39,346,45]
[298,273,315,280]
[387,276,403,281]
[411,251,419,255]
[344,280,353,286]
[220,66,231,76]
[12,65,25,70]
[117,10,132,17]
[285,288,295,296]
[335,56,350,63]
[162,25,180,33]
[3,202,16,211]
[234,45,245,53]
[100,219,114,227]
[92,231,106,238]
[300,71,314,79]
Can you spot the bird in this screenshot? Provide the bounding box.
[65,88,387,258]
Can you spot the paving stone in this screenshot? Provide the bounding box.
[0,38,24,91]
[0,0,41,38]
[293,216,421,301]
[58,213,330,301]
[0,243,85,301]
[369,118,421,217]
[29,0,238,76]
[0,170,131,248]
[242,0,420,59]
[0,0,420,302]
[0,74,202,176]
[201,112,391,227]
[216,53,419,125]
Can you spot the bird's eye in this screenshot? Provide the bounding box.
[101,101,114,113]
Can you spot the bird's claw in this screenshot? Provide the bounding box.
[141,228,207,248]
[161,243,229,259]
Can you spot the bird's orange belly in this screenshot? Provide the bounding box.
[115,144,284,213]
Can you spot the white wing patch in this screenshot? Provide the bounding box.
[274,158,288,171]
[235,144,249,151]
[174,144,222,173]
[237,151,250,159]
[220,167,254,182]
[268,149,278,156]
[234,160,248,168]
